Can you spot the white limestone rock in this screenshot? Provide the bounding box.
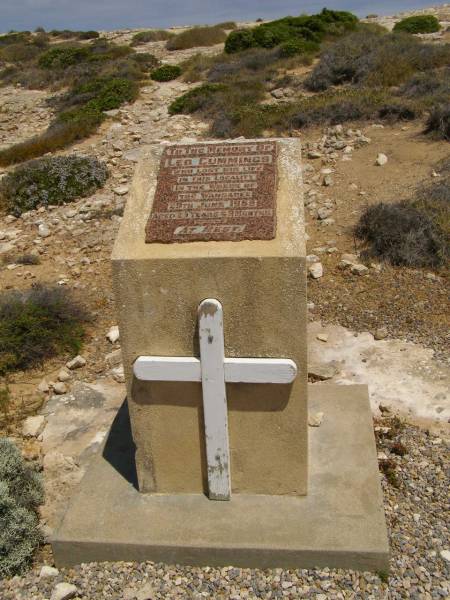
[22,415,45,438]
[39,565,59,579]
[106,325,120,344]
[308,262,323,279]
[66,355,86,370]
[53,382,68,395]
[50,582,78,600]
[376,153,388,166]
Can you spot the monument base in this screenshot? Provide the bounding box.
[51,385,389,572]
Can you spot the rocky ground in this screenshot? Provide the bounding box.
[1,418,448,600]
[0,4,449,599]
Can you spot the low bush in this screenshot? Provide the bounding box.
[393,15,440,34]
[278,38,319,57]
[60,76,139,112]
[49,29,100,40]
[0,438,44,577]
[425,104,450,140]
[0,155,108,215]
[131,30,173,45]
[38,45,90,68]
[166,26,227,51]
[169,83,226,115]
[0,285,88,374]
[355,202,445,267]
[215,21,237,30]
[151,64,181,81]
[305,31,450,91]
[414,158,450,259]
[224,9,358,54]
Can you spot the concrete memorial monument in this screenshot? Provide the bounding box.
[52,139,389,571]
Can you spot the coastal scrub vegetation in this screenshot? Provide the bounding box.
[131,29,174,45]
[0,285,88,374]
[151,64,182,81]
[170,13,450,139]
[355,159,449,267]
[166,25,227,51]
[224,8,358,53]
[0,34,158,165]
[0,438,44,577]
[0,155,108,216]
[393,15,440,34]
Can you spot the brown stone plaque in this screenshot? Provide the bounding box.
[145,141,277,243]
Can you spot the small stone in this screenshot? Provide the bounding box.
[53,382,68,395]
[37,378,50,393]
[376,153,388,166]
[317,207,332,220]
[66,355,86,370]
[22,415,45,437]
[111,365,125,383]
[39,565,59,579]
[374,327,388,340]
[38,223,50,237]
[106,325,120,343]
[57,368,71,382]
[316,333,328,342]
[308,151,322,159]
[308,262,323,279]
[322,174,333,187]
[351,263,369,275]
[50,582,78,600]
[308,361,339,380]
[308,412,324,427]
[105,348,122,367]
[113,185,129,196]
[440,549,450,562]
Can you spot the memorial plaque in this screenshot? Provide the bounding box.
[145,141,278,243]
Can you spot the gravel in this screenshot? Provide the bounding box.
[1,419,448,600]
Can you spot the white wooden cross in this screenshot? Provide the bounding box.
[133,299,297,501]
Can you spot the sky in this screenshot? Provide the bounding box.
[0,1,439,33]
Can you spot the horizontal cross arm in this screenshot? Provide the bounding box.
[133,356,297,384]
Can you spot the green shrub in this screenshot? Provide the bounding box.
[169,83,225,115]
[355,202,445,267]
[78,30,100,40]
[425,104,450,140]
[393,15,440,34]
[278,38,319,57]
[215,21,237,30]
[131,30,173,45]
[151,64,182,81]
[38,45,90,68]
[224,29,256,53]
[0,155,108,215]
[0,438,44,577]
[224,9,358,53]
[0,285,88,374]
[166,26,227,51]
[64,76,139,112]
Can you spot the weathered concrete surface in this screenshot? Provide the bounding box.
[308,322,450,426]
[52,384,389,572]
[111,139,308,496]
[40,380,124,530]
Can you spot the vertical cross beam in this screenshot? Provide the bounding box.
[198,299,231,501]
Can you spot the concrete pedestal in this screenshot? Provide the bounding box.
[51,384,390,572]
[112,139,308,496]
